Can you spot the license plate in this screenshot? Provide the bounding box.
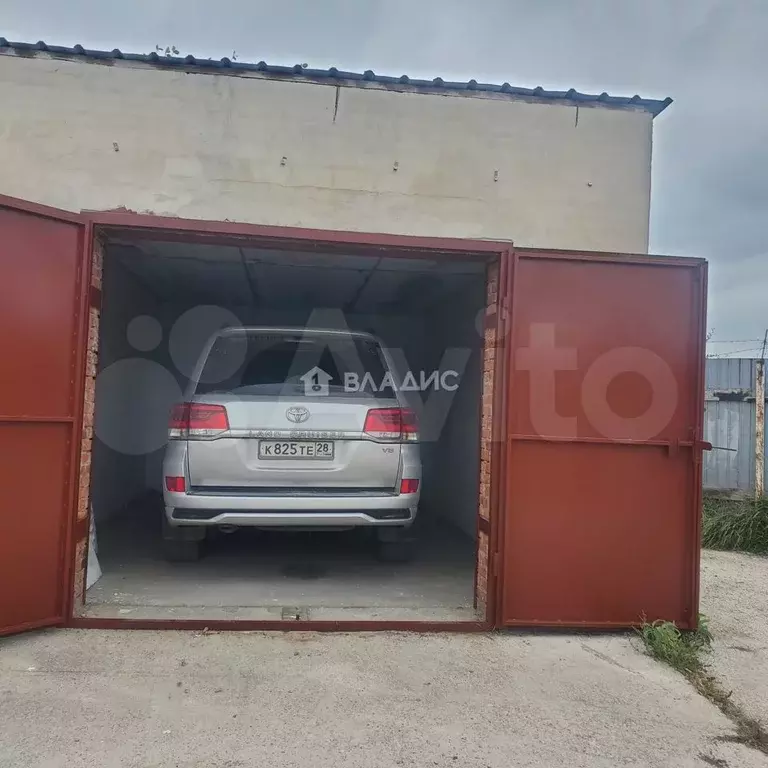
[258,440,335,460]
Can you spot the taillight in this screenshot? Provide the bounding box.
[165,476,186,493]
[168,404,190,436]
[400,409,418,441]
[168,402,229,439]
[399,478,420,494]
[363,408,418,442]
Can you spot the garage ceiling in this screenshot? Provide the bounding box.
[109,240,485,312]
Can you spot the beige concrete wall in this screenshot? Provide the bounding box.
[0,54,653,252]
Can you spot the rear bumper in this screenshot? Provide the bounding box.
[164,490,419,527]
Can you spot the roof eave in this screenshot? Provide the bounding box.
[0,38,673,117]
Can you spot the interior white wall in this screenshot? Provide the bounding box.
[91,259,161,521]
[419,284,484,539]
[0,53,653,253]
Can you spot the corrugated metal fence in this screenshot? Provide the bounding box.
[704,358,766,493]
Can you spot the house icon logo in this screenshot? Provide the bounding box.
[300,366,333,396]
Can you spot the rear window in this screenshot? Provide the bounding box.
[194,332,392,397]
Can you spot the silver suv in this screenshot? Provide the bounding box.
[162,327,421,561]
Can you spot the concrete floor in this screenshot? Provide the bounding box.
[2,629,764,768]
[700,549,768,729]
[84,506,478,621]
[5,550,768,766]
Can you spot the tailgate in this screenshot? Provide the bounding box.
[186,394,402,491]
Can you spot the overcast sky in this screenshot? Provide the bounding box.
[3,0,766,353]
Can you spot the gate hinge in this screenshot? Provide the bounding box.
[491,551,500,577]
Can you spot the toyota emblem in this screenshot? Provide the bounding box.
[286,406,310,424]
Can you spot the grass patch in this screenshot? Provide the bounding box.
[637,615,712,674]
[638,615,768,754]
[702,496,768,554]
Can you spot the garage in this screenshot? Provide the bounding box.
[0,197,710,634]
[0,43,709,635]
[82,232,494,623]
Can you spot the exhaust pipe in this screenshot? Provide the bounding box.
[217,525,238,535]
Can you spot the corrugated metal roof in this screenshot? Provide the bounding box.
[0,38,672,116]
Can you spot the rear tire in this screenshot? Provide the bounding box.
[162,538,202,562]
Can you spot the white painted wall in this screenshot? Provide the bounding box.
[92,259,162,520]
[417,282,485,539]
[0,54,653,252]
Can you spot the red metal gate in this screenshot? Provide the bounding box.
[0,194,707,634]
[0,196,87,636]
[499,249,707,629]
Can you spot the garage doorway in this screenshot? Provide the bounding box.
[76,228,505,625]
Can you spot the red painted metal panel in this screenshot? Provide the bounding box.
[689,263,708,627]
[0,209,81,417]
[481,249,514,622]
[501,252,706,628]
[0,202,85,637]
[504,441,693,625]
[0,425,72,635]
[68,617,491,632]
[84,209,509,257]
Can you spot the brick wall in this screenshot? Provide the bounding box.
[475,261,500,614]
[72,236,103,610]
